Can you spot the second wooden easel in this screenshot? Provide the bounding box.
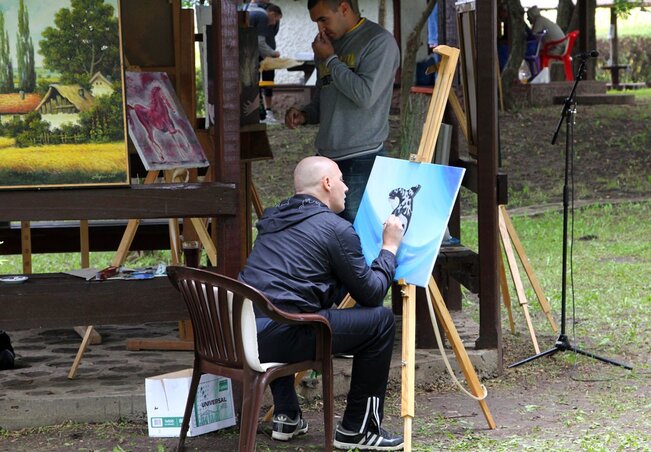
[498,205,558,352]
[67,169,218,379]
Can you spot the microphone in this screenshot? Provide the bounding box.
[577,50,599,59]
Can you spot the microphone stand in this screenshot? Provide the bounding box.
[509,57,632,370]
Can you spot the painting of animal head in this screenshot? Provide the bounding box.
[388,184,421,234]
[354,157,465,288]
[125,71,208,171]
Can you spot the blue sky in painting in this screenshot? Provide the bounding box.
[0,0,119,67]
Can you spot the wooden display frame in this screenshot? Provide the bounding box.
[0,2,245,355]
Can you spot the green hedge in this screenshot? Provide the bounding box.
[596,36,651,84]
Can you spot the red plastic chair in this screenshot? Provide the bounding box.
[540,30,580,81]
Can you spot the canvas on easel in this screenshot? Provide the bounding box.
[125,71,209,170]
[354,156,465,288]
[0,0,129,190]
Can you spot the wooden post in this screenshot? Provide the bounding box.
[20,221,31,275]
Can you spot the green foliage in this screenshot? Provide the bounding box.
[16,0,36,92]
[39,0,120,84]
[0,11,14,93]
[597,36,651,83]
[611,0,644,19]
[78,87,125,142]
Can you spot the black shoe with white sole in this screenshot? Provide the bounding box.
[333,423,404,451]
[271,412,309,441]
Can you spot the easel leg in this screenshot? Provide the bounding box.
[68,326,95,379]
[400,281,416,451]
[250,182,264,219]
[499,253,516,334]
[499,206,558,333]
[169,218,182,265]
[427,277,496,429]
[498,208,540,354]
[111,171,159,268]
[190,217,217,265]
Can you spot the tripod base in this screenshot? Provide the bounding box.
[509,334,633,370]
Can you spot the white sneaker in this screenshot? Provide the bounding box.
[263,109,279,125]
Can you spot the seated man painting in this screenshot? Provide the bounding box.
[239,156,405,450]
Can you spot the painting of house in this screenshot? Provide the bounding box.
[0,0,128,190]
[89,71,115,98]
[0,92,42,124]
[35,84,96,129]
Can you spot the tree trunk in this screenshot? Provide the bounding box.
[557,0,575,32]
[399,0,437,158]
[501,0,525,109]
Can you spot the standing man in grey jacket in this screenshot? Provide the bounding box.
[285,0,400,223]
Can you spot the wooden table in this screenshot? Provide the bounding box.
[0,273,187,330]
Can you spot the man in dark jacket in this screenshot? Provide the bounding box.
[239,156,405,450]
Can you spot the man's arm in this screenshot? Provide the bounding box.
[321,33,399,109]
[258,35,279,58]
[285,76,321,127]
[329,215,403,307]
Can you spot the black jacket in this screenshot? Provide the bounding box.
[239,194,396,314]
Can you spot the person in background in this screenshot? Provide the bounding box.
[239,156,405,450]
[285,0,400,223]
[526,5,566,55]
[246,1,283,124]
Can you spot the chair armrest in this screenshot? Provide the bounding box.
[258,301,332,331]
[259,304,333,361]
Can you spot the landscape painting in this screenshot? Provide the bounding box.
[354,156,465,288]
[0,0,128,189]
[125,71,209,171]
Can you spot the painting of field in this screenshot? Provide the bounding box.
[0,0,128,189]
[0,142,128,188]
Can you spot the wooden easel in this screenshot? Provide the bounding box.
[498,205,558,348]
[67,169,217,379]
[399,46,495,449]
[67,1,217,377]
[432,44,557,353]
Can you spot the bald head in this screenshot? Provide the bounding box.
[294,156,348,213]
[294,156,335,193]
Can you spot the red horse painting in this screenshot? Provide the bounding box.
[126,72,208,170]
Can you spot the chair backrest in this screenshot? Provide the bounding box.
[543,29,579,57]
[167,266,268,373]
[526,30,547,58]
[563,30,580,57]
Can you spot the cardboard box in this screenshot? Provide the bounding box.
[146,368,236,437]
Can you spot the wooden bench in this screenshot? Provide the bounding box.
[602,64,629,88]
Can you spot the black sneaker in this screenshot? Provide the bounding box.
[334,423,404,450]
[271,412,308,441]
